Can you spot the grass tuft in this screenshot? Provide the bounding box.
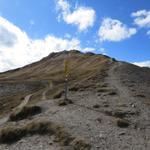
[115,118,130,128]
[0,119,90,149]
[0,126,26,143]
[58,99,73,106]
[71,137,91,150]
[53,91,64,99]
[9,105,41,121]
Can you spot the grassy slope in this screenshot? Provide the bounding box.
[0,50,113,116]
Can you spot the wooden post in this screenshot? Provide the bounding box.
[64,60,69,100]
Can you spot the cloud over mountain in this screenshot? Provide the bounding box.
[0,16,92,72]
[133,60,150,68]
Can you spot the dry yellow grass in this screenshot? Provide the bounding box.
[0,50,113,116]
[9,105,42,121]
[0,118,91,149]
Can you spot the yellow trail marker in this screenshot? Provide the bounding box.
[64,60,69,77]
[64,59,69,100]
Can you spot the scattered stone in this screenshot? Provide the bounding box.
[93,104,100,108]
[97,88,109,93]
[48,141,53,145]
[58,99,73,106]
[118,131,126,135]
[86,123,89,126]
[131,104,136,108]
[134,94,145,98]
[103,104,109,107]
[115,118,130,128]
[108,91,117,95]
[128,84,134,87]
[96,118,102,123]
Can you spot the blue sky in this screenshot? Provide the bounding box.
[0,0,150,72]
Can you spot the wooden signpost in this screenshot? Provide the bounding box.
[64,59,69,100]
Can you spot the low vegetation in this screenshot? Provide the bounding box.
[93,104,100,108]
[0,119,91,149]
[97,87,110,93]
[108,91,117,95]
[103,109,137,119]
[96,82,108,88]
[70,137,91,150]
[69,86,79,92]
[58,99,73,106]
[115,118,130,128]
[9,105,42,121]
[53,90,64,99]
[135,94,145,98]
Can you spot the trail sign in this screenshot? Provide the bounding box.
[64,60,69,77]
[64,59,69,100]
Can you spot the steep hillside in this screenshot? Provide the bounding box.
[0,50,150,150]
[0,50,111,81]
[0,50,112,116]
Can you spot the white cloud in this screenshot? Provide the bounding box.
[64,7,95,31]
[147,30,150,36]
[98,18,137,42]
[100,48,107,55]
[30,20,35,25]
[82,47,95,52]
[0,16,92,72]
[56,0,70,12]
[64,33,71,39]
[56,0,96,31]
[0,25,18,47]
[131,10,150,28]
[133,60,150,68]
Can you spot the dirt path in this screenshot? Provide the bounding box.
[106,62,135,105]
[0,94,32,126]
[0,117,8,126]
[17,94,33,109]
[42,89,49,101]
[0,84,51,126]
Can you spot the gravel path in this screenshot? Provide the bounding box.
[106,62,136,106]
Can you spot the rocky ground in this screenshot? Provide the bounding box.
[0,51,150,150]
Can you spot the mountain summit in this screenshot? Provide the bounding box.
[0,50,150,150]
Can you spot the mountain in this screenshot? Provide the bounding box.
[0,50,150,150]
